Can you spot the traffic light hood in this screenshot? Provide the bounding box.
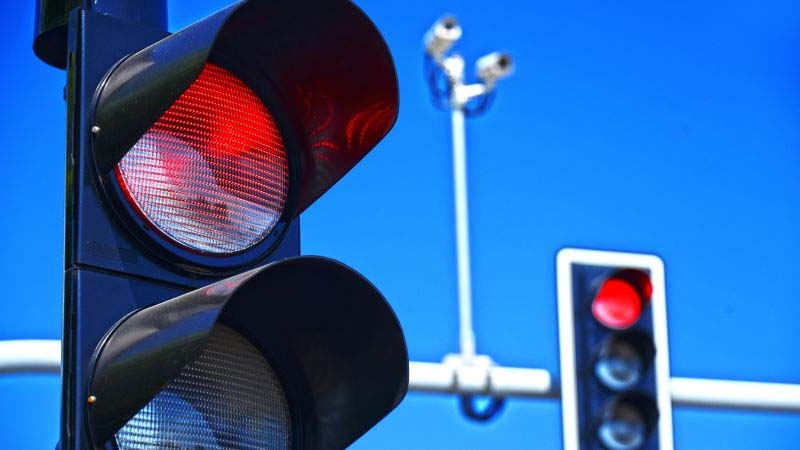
[86,256,409,449]
[91,0,399,218]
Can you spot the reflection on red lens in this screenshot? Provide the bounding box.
[592,277,644,330]
[115,63,289,255]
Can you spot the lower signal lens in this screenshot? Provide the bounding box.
[114,324,291,450]
[596,394,658,450]
[115,63,289,255]
[597,404,646,450]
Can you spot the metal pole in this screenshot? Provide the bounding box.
[411,361,554,397]
[670,377,800,413]
[5,341,800,413]
[407,361,800,413]
[0,340,61,374]
[451,104,477,359]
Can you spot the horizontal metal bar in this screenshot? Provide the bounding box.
[2,340,800,413]
[410,361,554,397]
[409,361,800,413]
[0,340,60,374]
[670,377,800,413]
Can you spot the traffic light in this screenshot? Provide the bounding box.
[557,249,673,450]
[36,0,407,449]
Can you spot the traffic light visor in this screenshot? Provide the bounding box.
[86,256,409,449]
[91,0,398,262]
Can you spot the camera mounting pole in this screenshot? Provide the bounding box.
[423,15,515,421]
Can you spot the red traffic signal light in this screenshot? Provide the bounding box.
[592,269,653,330]
[91,0,398,270]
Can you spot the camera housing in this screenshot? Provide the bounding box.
[476,52,514,86]
[424,16,462,59]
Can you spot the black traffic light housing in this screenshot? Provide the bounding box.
[557,249,674,450]
[43,1,407,449]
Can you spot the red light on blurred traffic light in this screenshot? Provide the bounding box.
[592,270,651,330]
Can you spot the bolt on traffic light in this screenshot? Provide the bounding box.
[557,249,674,450]
[35,0,406,449]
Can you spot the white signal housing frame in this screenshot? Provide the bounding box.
[556,248,674,450]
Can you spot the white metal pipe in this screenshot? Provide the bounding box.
[408,362,800,412]
[488,366,555,397]
[409,361,553,397]
[409,361,458,393]
[670,377,800,413]
[0,340,60,374]
[4,340,800,413]
[450,105,477,359]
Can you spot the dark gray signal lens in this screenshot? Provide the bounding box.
[596,394,658,450]
[594,331,655,392]
[114,324,291,450]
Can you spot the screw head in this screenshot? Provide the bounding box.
[87,395,97,405]
[91,126,100,134]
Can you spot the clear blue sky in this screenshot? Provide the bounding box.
[2,0,800,448]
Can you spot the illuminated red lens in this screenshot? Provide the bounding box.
[592,277,645,330]
[115,63,289,255]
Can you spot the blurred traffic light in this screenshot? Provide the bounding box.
[34,0,406,449]
[557,249,674,450]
